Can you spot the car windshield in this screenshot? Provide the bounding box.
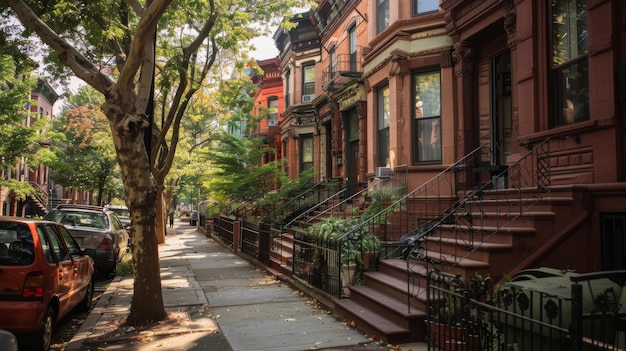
[109,208,130,219]
[0,223,35,266]
[47,211,109,230]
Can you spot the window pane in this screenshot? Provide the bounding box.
[349,26,357,71]
[378,86,390,129]
[415,117,441,162]
[414,71,442,163]
[378,128,389,167]
[377,0,389,34]
[303,65,315,96]
[552,59,589,126]
[268,98,278,126]
[552,0,587,66]
[415,72,441,118]
[377,85,390,167]
[302,136,313,163]
[414,0,439,14]
[0,223,35,265]
[551,0,588,127]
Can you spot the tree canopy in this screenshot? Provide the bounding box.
[0,0,316,325]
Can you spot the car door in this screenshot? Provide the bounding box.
[41,224,76,317]
[56,225,92,306]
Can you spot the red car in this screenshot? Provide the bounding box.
[0,217,95,351]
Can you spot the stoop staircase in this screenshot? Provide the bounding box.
[331,140,587,344]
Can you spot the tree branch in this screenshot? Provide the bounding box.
[2,0,114,96]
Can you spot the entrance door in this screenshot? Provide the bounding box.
[490,51,512,183]
[345,109,359,196]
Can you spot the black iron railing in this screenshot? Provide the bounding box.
[322,46,363,93]
[214,216,235,246]
[426,269,626,351]
[407,139,551,273]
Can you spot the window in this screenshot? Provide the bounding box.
[413,71,441,163]
[301,135,313,172]
[44,225,69,262]
[285,70,291,109]
[376,0,389,34]
[413,0,439,16]
[329,46,337,79]
[377,85,390,167]
[302,64,315,101]
[349,25,357,72]
[268,97,278,126]
[550,0,588,127]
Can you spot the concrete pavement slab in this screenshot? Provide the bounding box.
[67,222,393,351]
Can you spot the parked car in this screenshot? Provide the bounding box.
[104,204,131,245]
[103,204,131,229]
[0,217,95,351]
[44,205,128,276]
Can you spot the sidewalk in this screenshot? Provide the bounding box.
[66,221,403,351]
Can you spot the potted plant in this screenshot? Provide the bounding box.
[305,216,381,296]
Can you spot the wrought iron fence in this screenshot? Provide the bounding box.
[241,221,259,257]
[426,269,626,351]
[214,216,235,246]
[292,229,342,298]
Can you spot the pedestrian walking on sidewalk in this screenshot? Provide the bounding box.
[168,211,174,229]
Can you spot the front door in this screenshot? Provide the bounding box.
[490,51,512,183]
[345,109,359,196]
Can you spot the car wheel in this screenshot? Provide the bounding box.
[34,306,54,351]
[78,278,94,312]
[108,257,118,277]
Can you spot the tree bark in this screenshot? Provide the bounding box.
[156,183,166,243]
[103,96,167,324]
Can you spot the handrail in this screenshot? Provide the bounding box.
[403,139,551,313]
[305,178,383,223]
[262,181,336,229]
[337,145,486,242]
[28,181,49,209]
[407,138,552,273]
[284,188,347,228]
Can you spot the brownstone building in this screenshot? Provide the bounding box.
[229,0,626,344]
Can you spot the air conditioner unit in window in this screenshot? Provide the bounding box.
[302,94,315,102]
[375,167,393,179]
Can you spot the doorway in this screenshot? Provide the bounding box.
[490,51,512,186]
[345,109,359,196]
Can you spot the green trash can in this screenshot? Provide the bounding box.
[496,268,624,350]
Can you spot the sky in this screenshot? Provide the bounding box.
[251,35,279,61]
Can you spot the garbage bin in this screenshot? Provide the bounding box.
[497,268,624,350]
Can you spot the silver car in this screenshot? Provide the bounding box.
[44,205,128,276]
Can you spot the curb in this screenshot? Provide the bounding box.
[65,275,124,351]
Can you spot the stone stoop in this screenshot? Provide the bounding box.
[269,233,294,276]
[333,259,429,344]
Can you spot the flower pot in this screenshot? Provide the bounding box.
[340,265,357,297]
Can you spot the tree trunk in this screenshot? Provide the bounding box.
[156,183,166,243]
[127,203,166,324]
[103,100,167,325]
